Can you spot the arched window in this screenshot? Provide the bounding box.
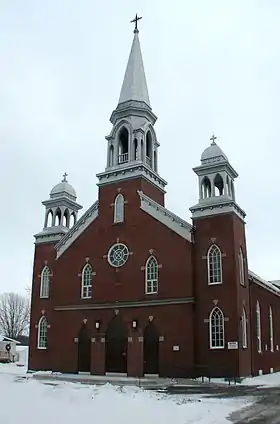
[209,307,225,349]
[40,266,50,298]
[256,301,261,353]
[241,308,247,348]
[269,306,274,352]
[114,193,125,223]
[239,247,245,286]
[214,173,224,196]
[201,176,211,199]
[118,127,129,164]
[145,256,158,294]
[81,264,93,299]
[207,244,222,284]
[37,316,48,349]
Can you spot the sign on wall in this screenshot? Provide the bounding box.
[227,341,238,350]
[173,345,180,351]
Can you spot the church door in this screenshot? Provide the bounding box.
[77,323,91,373]
[105,314,128,373]
[143,322,159,375]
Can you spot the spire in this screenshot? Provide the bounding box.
[118,16,150,107]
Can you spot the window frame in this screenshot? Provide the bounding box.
[256,301,262,353]
[209,307,225,349]
[241,308,247,349]
[239,247,245,286]
[40,266,50,299]
[113,193,125,224]
[145,255,159,295]
[37,316,48,350]
[207,244,223,285]
[269,305,274,352]
[81,263,93,299]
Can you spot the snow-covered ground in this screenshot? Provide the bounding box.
[0,362,252,424]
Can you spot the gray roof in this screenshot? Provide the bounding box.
[201,141,228,163]
[50,181,76,199]
[118,30,150,107]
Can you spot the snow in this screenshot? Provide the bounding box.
[0,363,252,424]
[195,371,280,387]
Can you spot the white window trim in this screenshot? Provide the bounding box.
[81,264,93,299]
[256,301,262,353]
[37,316,48,350]
[40,266,50,299]
[114,193,125,223]
[241,308,247,348]
[209,306,225,349]
[269,306,274,352]
[239,248,245,286]
[207,244,223,285]
[145,255,159,295]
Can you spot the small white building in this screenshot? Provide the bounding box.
[0,336,19,362]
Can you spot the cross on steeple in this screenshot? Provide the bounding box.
[210,134,217,145]
[131,14,142,33]
[62,172,68,182]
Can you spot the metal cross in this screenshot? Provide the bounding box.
[62,172,68,182]
[210,134,217,144]
[131,14,142,31]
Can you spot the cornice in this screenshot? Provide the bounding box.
[190,198,246,222]
[96,163,167,191]
[54,296,195,311]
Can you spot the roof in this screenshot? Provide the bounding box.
[50,181,76,199]
[201,141,228,163]
[118,29,150,107]
[249,270,280,297]
[0,336,21,344]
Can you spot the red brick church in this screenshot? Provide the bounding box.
[29,19,280,379]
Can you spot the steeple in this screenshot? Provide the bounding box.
[190,135,246,221]
[118,20,150,107]
[96,16,167,194]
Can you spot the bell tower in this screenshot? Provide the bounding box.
[96,15,167,203]
[191,135,252,378]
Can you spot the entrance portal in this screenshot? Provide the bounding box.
[105,314,128,373]
[77,322,91,373]
[143,322,159,375]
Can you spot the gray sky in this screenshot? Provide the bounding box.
[0,0,279,294]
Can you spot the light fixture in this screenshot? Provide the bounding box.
[132,320,137,329]
[95,320,101,330]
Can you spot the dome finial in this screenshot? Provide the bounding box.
[62,172,68,183]
[131,13,142,34]
[210,133,217,146]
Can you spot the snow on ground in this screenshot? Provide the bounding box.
[0,364,252,424]
[198,372,280,387]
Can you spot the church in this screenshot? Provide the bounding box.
[29,18,280,379]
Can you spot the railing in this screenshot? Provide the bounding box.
[145,156,152,167]
[118,153,128,164]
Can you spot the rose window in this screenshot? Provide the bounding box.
[108,243,129,267]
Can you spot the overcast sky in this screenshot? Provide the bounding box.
[0,0,279,294]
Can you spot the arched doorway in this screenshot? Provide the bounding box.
[77,322,91,373]
[105,314,128,373]
[143,322,159,375]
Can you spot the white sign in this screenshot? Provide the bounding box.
[173,345,180,351]
[227,341,238,350]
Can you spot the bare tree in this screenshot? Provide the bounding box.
[0,293,30,339]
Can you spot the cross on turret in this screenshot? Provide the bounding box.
[62,172,68,182]
[210,134,217,145]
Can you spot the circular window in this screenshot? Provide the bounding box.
[108,243,129,267]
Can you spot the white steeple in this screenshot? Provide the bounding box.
[118,26,150,107]
[190,135,246,221]
[97,16,167,193]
